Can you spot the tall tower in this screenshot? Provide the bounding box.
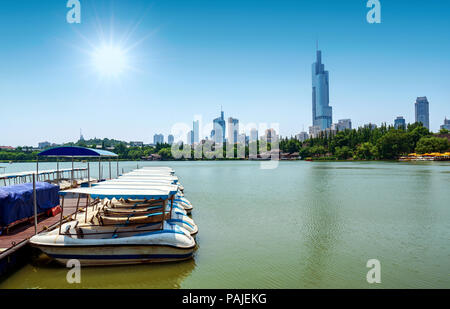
[213,107,226,143]
[312,49,332,130]
[415,97,430,129]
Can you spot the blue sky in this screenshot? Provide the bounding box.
[1,0,449,146]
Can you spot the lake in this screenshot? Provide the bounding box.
[0,160,449,288]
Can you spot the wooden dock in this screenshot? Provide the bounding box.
[0,196,86,277]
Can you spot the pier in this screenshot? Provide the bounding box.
[0,195,86,277]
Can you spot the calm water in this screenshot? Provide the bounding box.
[0,161,449,289]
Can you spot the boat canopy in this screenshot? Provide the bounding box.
[60,185,179,200]
[94,180,176,186]
[38,146,118,158]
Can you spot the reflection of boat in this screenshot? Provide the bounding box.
[30,186,196,266]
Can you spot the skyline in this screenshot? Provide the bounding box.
[1,0,450,146]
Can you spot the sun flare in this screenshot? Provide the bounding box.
[92,44,128,78]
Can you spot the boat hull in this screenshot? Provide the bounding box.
[35,244,194,266]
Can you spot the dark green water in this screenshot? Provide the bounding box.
[1,161,449,288]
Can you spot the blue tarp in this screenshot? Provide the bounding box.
[0,182,60,228]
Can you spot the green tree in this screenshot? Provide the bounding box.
[158,148,173,160]
[355,142,378,160]
[415,137,449,154]
[335,146,353,160]
[376,132,411,159]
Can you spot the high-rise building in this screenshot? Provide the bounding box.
[441,117,450,131]
[238,133,246,145]
[264,129,278,143]
[415,97,430,129]
[193,120,200,144]
[394,116,406,129]
[168,134,174,145]
[227,117,239,144]
[153,134,164,144]
[187,130,194,145]
[312,50,332,130]
[213,109,226,143]
[295,132,309,142]
[249,128,258,142]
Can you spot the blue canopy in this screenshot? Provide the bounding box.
[0,182,60,228]
[38,146,118,158]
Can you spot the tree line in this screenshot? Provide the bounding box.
[279,123,450,160]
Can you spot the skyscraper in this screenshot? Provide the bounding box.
[227,117,239,144]
[415,97,430,129]
[312,50,332,130]
[193,120,200,144]
[153,134,164,144]
[249,128,258,142]
[394,116,406,129]
[168,134,174,145]
[213,109,226,143]
[187,130,194,145]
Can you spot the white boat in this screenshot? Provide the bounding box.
[29,186,196,266]
[30,221,195,266]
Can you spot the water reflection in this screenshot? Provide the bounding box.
[2,253,196,289]
[301,163,342,287]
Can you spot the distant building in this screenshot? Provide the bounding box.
[415,96,430,129]
[264,129,278,143]
[295,132,309,142]
[168,134,174,145]
[227,117,239,144]
[0,146,15,150]
[193,120,200,144]
[249,128,258,142]
[187,130,194,145]
[38,141,51,149]
[213,109,226,144]
[364,123,378,130]
[309,125,322,138]
[130,141,144,147]
[238,133,246,145]
[79,129,85,142]
[338,119,352,130]
[394,116,406,129]
[312,50,332,130]
[441,117,450,131]
[153,134,164,144]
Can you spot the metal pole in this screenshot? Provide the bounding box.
[88,161,91,188]
[56,158,59,186]
[117,158,119,178]
[109,160,112,180]
[58,195,65,235]
[33,174,38,235]
[98,157,101,182]
[71,156,74,187]
[36,156,39,182]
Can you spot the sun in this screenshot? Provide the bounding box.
[91,44,128,78]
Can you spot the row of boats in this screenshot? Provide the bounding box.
[30,167,198,266]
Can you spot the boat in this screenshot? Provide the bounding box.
[29,186,196,266]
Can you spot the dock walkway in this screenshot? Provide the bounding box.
[0,196,84,277]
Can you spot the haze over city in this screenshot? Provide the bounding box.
[1,0,449,146]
